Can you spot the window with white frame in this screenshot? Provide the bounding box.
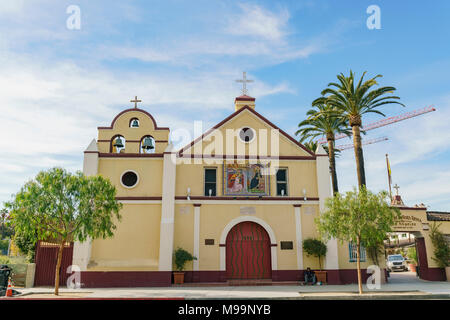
[276,168,288,196]
[204,168,217,196]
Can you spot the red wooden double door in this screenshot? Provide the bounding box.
[226,222,272,279]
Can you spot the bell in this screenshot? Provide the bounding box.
[142,137,154,150]
[131,119,139,127]
[113,137,124,149]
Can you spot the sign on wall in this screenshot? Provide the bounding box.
[392,214,423,231]
[223,163,269,196]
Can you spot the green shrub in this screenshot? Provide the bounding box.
[173,247,196,271]
[302,238,327,270]
[407,247,418,264]
[429,223,450,268]
[0,255,11,265]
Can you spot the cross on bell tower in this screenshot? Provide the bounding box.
[393,184,400,196]
[235,72,254,96]
[130,96,142,108]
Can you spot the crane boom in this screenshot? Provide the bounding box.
[318,106,436,144]
[336,136,389,151]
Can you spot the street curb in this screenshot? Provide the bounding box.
[186,294,450,300]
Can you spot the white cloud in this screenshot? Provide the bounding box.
[0,1,24,15]
[225,3,290,41]
[0,44,293,206]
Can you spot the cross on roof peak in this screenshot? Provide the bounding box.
[393,184,400,196]
[130,96,142,108]
[235,72,254,96]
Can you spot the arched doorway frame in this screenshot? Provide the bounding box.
[219,216,277,272]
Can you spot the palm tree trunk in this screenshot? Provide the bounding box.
[352,125,366,188]
[327,139,339,194]
[356,236,363,294]
[54,240,65,296]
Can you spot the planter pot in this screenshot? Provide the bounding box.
[173,272,185,284]
[315,270,327,284]
[409,264,416,273]
[446,267,450,282]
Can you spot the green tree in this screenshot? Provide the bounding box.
[315,187,401,294]
[366,240,385,266]
[302,140,319,154]
[5,167,122,295]
[429,222,450,268]
[302,238,328,270]
[313,71,404,188]
[0,208,14,239]
[296,104,350,194]
[13,230,37,262]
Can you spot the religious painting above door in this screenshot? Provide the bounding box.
[223,163,269,196]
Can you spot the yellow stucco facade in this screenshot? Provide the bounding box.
[73,96,450,286]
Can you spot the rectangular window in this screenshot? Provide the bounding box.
[204,168,217,196]
[348,242,366,262]
[276,168,288,196]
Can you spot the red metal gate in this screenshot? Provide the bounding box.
[34,241,74,286]
[226,222,272,279]
[415,237,429,280]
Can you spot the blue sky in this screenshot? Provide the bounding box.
[1,0,449,210]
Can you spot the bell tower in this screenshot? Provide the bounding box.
[234,95,256,111]
[235,71,256,111]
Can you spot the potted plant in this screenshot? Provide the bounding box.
[173,247,197,284]
[302,238,328,284]
[429,223,450,281]
[407,247,418,273]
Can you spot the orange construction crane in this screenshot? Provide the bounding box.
[336,136,389,151]
[318,106,436,144]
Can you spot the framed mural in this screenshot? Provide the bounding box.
[223,163,270,196]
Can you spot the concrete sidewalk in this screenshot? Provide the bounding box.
[10,274,450,299]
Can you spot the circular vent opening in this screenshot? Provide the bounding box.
[121,171,139,188]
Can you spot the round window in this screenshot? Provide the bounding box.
[121,171,139,188]
[239,127,255,143]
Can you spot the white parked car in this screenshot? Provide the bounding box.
[386,254,408,272]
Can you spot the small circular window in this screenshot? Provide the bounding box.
[239,127,255,143]
[120,171,139,188]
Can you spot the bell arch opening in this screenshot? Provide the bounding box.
[140,135,155,154]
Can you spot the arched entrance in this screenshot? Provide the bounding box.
[226,221,272,279]
[385,231,431,282]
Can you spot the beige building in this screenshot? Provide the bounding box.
[68,95,449,287]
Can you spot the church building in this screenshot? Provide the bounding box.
[66,85,449,287]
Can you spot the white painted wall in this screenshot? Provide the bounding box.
[315,145,339,270]
[158,144,177,271]
[72,139,98,271]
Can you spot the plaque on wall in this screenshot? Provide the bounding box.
[280,241,293,250]
[223,163,269,196]
[179,206,190,214]
[205,239,215,245]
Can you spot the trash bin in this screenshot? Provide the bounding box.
[0,264,11,297]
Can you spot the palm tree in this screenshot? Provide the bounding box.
[303,140,318,154]
[314,71,404,188]
[296,104,350,194]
